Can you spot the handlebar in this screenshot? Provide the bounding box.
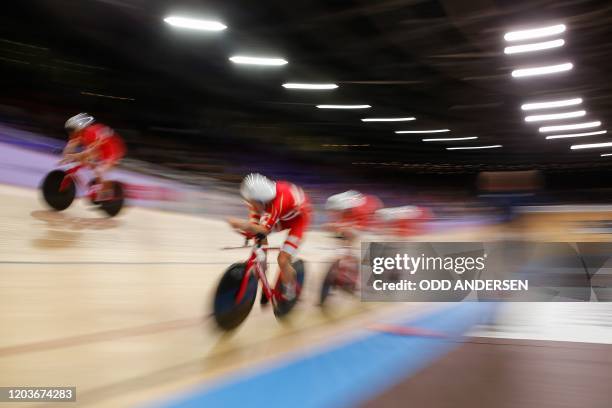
[220,244,280,251]
[221,235,279,251]
[60,153,97,169]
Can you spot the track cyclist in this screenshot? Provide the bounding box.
[61,113,126,201]
[227,173,312,301]
[324,190,382,242]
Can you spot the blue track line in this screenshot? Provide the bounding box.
[150,303,493,408]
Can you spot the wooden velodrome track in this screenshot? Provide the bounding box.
[2,183,612,407]
[0,184,437,407]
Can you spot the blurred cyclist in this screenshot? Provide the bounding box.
[318,191,381,302]
[62,113,126,200]
[227,173,311,301]
[324,190,382,242]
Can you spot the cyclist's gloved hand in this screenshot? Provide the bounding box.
[240,230,256,240]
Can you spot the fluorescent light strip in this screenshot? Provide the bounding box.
[423,137,478,142]
[521,97,582,111]
[546,130,607,140]
[361,117,415,122]
[539,121,601,133]
[504,24,566,42]
[282,83,337,90]
[395,129,450,134]
[504,39,564,55]
[316,104,371,109]
[446,145,502,150]
[525,110,585,122]
[512,63,573,78]
[229,56,288,66]
[163,16,227,31]
[571,142,612,150]
[601,153,612,157]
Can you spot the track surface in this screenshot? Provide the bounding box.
[0,184,440,407]
[2,184,612,407]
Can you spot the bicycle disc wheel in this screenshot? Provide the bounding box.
[274,259,305,318]
[41,170,75,211]
[99,181,124,217]
[213,263,258,330]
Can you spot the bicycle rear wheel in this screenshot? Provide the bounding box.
[273,259,305,318]
[99,181,125,217]
[213,263,258,330]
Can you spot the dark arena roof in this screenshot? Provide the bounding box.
[1,0,612,180]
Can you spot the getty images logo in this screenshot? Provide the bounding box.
[371,253,487,275]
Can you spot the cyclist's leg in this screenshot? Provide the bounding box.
[97,140,124,178]
[94,158,113,182]
[277,211,311,297]
[92,158,116,200]
[278,244,297,285]
[258,224,277,305]
[95,141,124,200]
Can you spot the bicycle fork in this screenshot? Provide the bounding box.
[235,248,275,305]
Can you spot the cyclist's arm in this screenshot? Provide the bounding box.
[81,137,104,157]
[227,217,269,235]
[62,138,80,156]
[80,126,111,157]
[243,223,269,235]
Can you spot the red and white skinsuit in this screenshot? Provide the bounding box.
[77,123,126,170]
[247,181,312,256]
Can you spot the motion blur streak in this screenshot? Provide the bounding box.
[545,130,607,139]
[446,145,502,150]
[539,121,601,132]
[395,129,450,134]
[504,39,564,55]
[422,137,478,142]
[229,56,288,65]
[504,24,566,41]
[521,97,583,110]
[361,117,415,122]
[511,62,573,77]
[525,110,585,122]
[282,83,338,90]
[163,16,227,31]
[316,104,371,109]
[571,141,612,150]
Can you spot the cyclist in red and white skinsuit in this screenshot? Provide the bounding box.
[324,190,382,241]
[227,173,311,300]
[62,113,126,199]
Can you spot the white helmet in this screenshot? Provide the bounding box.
[376,206,420,221]
[240,173,276,203]
[65,113,94,132]
[325,190,365,211]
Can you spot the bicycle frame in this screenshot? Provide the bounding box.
[58,162,104,203]
[59,163,87,192]
[320,243,359,289]
[234,241,277,305]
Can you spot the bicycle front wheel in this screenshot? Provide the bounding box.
[213,263,258,330]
